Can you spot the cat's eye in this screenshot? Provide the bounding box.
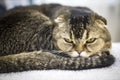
[64,38,73,43]
[87,38,96,43]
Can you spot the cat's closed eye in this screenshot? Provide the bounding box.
[64,38,73,43]
[86,38,97,43]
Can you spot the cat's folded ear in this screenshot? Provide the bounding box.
[95,13,107,25]
[54,15,65,23]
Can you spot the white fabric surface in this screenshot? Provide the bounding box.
[0,43,120,80]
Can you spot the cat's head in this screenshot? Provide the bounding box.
[53,9,111,57]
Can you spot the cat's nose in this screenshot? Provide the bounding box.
[75,43,83,53]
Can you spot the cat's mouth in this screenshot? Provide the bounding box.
[68,51,94,57]
[68,51,80,57]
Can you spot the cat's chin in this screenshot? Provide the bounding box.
[67,51,92,58]
[68,51,80,57]
[80,51,90,57]
[67,51,90,58]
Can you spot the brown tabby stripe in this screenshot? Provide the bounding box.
[69,15,90,39]
[0,10,55,56]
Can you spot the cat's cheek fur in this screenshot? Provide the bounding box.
[56,39,73,51]
[86,38,105,52]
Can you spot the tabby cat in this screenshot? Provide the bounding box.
[0,4,114,73]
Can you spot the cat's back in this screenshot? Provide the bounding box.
[5,4,62,17]
[0,9,51,56]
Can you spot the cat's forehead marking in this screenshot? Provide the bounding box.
[69,16,90,39]
[68,8,93,39]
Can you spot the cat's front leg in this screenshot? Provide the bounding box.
[49,50,80,57]
[48,50,70,57]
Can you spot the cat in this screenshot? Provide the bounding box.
[0,4,114,73]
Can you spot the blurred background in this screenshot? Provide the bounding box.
[0,0,120,42]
